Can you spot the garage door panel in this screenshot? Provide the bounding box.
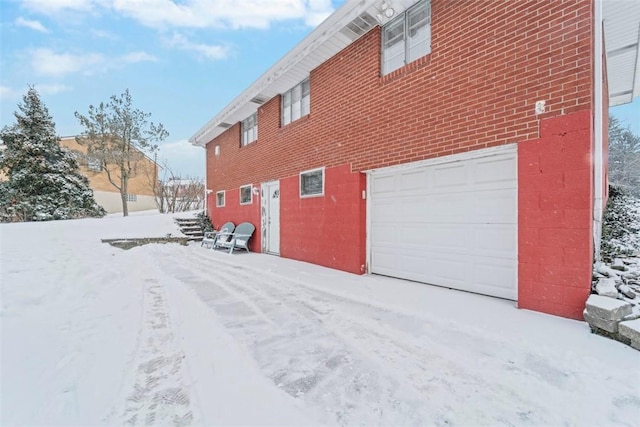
[474,225,516,255]
[399,197,432,220]
[474,261,516,289]
[371,199,396,221]
[397,225,470,250]
[372,251,516,300]
[433,163,467,188]
[370,147,517,300]
[474,155,517,184]
[400,170,428,190]
[422,224,470,249]
[371,248,398,273]
[473,262,517,299]
[379,224,510,256]
[473,190,517,221]
[372,175,396,194]
[397,250,468,284]
[428,194,470,219]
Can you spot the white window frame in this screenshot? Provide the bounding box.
[127,194,137,202]
[239,184,253,205]
[300,167,325,198]
[282,78,310,126]
[241,113,258,146]
[216,190,225,207]
[382,0,431,75]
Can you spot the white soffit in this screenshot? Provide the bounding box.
[604,0,640,107]
[190,0,421,147]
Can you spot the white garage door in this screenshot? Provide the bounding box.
[369,146,517,300]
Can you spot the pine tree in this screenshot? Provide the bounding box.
[0,87,106,222]
[609,116,640,196]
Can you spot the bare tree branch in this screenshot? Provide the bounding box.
[75,89,167,216]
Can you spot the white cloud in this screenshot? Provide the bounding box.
[165,33,229,60]
[36,84,72,95]
[0,84,70,102]
[111,0,333,30]
[90,29,118,39]
[0,86,20,100]
[30,48,105,76]
[15,17,49,33]
[157,139,205,178]
[21,0,101,14]
[20,0,335,30]
[29,48,157,77]
[121,51,158,63]
[304,0,333,26]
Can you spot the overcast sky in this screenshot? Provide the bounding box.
[1,0,343,178]
[1,0,638,179]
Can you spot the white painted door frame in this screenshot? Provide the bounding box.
[261,180,280,255]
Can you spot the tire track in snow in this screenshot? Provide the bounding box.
[116,276,194,426]
[156,248,589,426]
[154,250,450,425]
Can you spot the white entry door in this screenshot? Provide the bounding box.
[369,146,517,300]
[263,181,280,255]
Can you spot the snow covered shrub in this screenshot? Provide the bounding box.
[195,210,214,233]
[600,185,640,262]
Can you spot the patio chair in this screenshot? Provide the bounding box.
[214,222,255,254]
[201,221,235,248]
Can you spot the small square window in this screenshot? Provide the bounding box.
[300,167,324,198]
[216,191,225,207]
[127,194,137,202]
[240,185,252,205]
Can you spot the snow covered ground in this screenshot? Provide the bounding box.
[1,211,639,426]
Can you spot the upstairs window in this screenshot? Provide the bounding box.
[241,113,257,146]
[382,0,431,75]
[282,78,310,126]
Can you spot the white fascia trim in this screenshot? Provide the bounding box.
[594,0,605,261]
[635,21,640,99]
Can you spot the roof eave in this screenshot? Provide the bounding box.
[189,0,399,147]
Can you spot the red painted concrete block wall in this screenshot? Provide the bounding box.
[518,110,593,319]
[279,164,366,274]
[208,183,262,252]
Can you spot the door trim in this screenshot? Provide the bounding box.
[261,180,280,255]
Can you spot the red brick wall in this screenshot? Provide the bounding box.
[206,0,594,190]
[518,110,594,319]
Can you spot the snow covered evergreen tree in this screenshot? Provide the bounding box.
[0,87,106,222]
